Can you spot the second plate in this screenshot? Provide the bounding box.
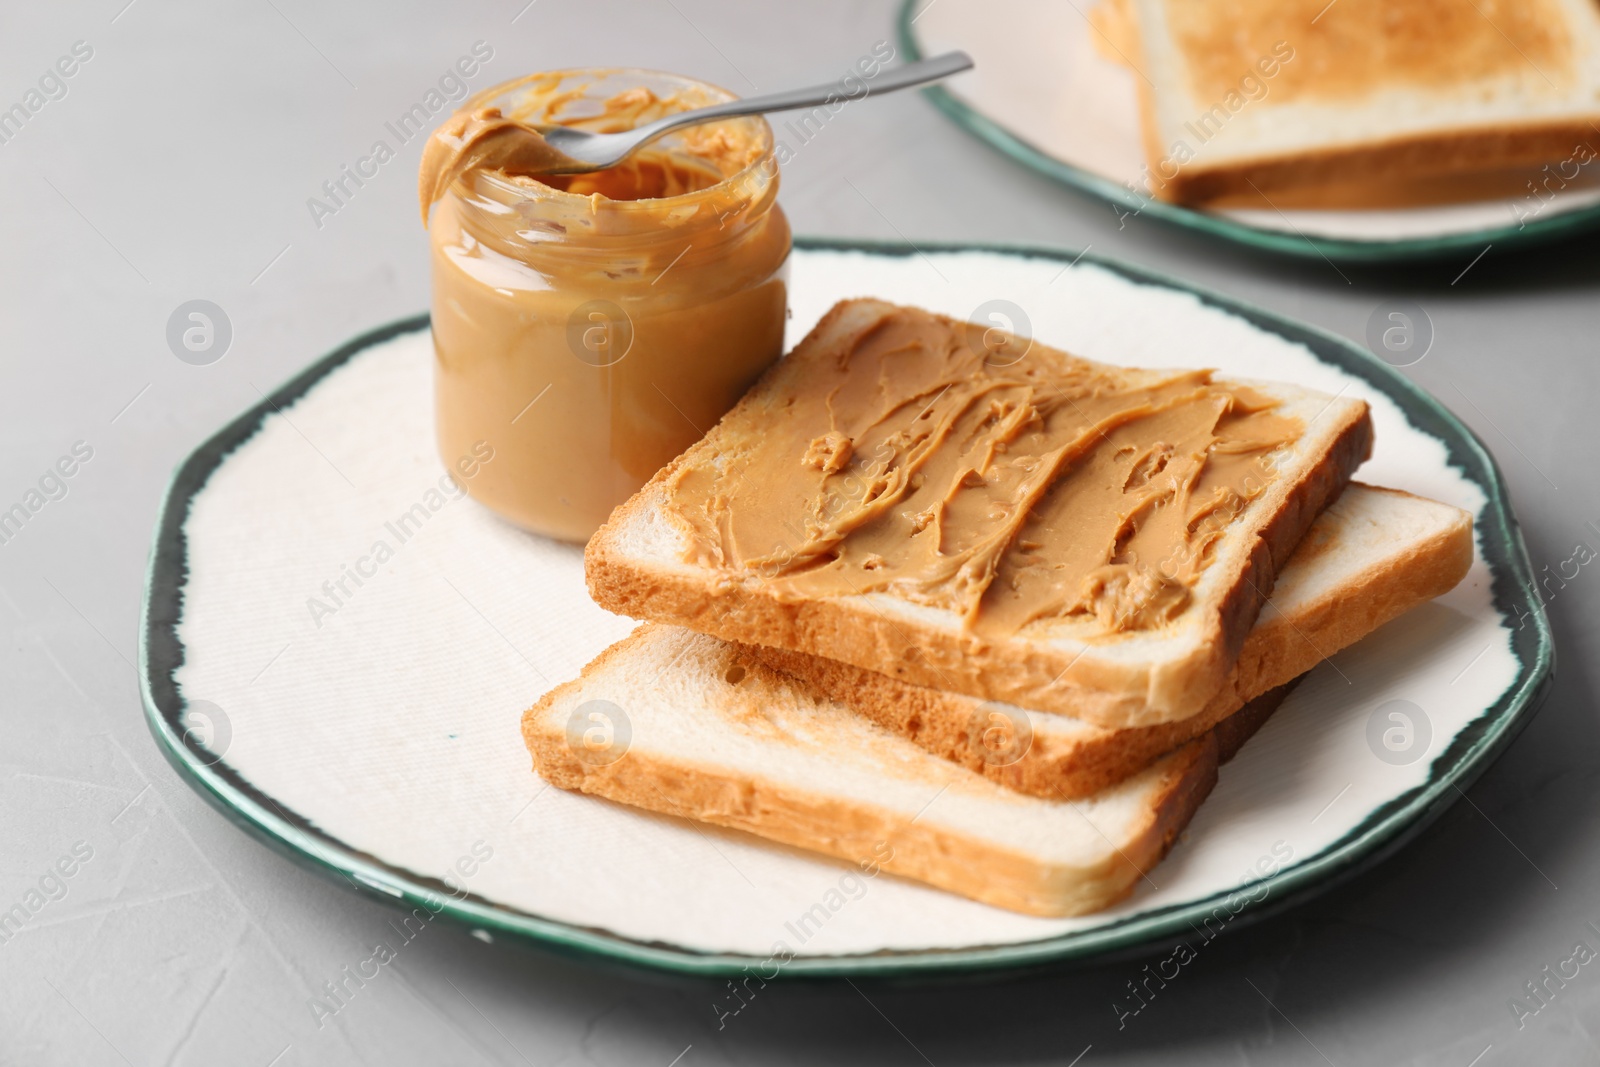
[901,0,1600,261]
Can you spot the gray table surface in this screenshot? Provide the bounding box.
[4,1,1599,1064]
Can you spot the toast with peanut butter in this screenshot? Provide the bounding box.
[751,484,1473,799]
[1120,0,1600,203]
[586,299,1373,729]
[524,624,1290,918]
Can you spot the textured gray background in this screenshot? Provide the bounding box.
[3,1,1599,1064]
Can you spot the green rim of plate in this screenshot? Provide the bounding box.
[897,0,1600,263]
[138,237,1553,979]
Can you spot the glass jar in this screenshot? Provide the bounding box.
[429,69,791,543]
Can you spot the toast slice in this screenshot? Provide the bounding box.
[587,299,1373,728]
[753,484,1473,799]
[1123,0,1600,203]
[524,625,1292,917]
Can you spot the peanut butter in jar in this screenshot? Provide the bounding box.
[421,69,791,543]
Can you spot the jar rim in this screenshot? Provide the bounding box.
[457,67,776,213]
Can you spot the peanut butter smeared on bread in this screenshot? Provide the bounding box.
[661,305,1301,639]
[589,299,1372,724]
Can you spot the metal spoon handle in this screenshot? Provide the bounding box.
[631,51,974,144]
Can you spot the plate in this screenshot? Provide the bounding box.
[139,239,1552,978]
[900,0,1600,261]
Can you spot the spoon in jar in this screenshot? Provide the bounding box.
[419,51,974,222]
[535,51,973,172]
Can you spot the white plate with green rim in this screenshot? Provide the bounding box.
[139,238,1552,978]
[899,0,1600,263]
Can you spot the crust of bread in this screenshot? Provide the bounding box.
[1152,118,1600,204]
[527,721,1212,917]
[1212,679,1289,764]
[749,484,1473,799]
[522,630,1296,917]
[585,299,1375,728]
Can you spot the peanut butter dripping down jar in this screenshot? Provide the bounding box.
[426,69,791,543]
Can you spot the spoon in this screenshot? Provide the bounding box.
[533,51,975,174]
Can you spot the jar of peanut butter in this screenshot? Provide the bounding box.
[423,69,791,542]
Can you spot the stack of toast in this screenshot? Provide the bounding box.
[1098,0,1600,205]
[524,299,1473,917]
